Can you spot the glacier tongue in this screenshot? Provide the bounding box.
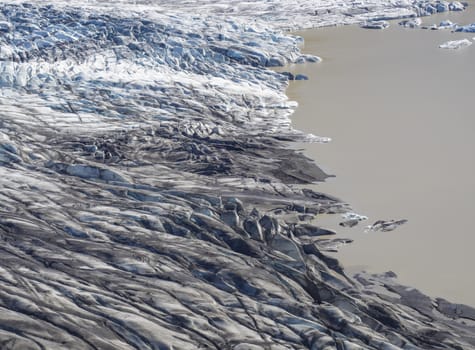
[0,1,474,350]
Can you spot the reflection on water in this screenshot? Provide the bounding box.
[285,5,475,306]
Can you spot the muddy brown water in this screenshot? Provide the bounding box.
[284,6,475,306]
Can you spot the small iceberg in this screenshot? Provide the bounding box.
[455,23,475,32]
[448,1,466,11]
[438,20,457,29]
[316,238,353,252]
[399,18,422,28]
[439,39,472,49]
[365,219,408,232]
[361,20,389,30]
[423,20,457,30]
[339,212,368,228]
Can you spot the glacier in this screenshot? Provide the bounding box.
[1,1,475,349]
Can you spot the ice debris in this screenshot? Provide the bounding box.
[365,219,408,232]
[437,20,457,29]
[339,212,368,228]
[4,0,464,30]
[399,18,422,28]
[361,20,390,29]
[439,38,473,49]
[455,23,475,32]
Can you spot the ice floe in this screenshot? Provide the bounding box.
[339,212,369,228]
[437,19,457,29]
[365,219,408,232]
[439,38,473,49]
[399,18,422,28]
[455,23,475,32]
[361,20,390,29]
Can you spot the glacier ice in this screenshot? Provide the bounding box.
[455,23,475,32]
[439,38,473,49]
[361,20,390,29]
[438,19,457,29]
[399,18,422,28]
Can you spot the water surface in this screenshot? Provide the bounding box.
[285,6,475,306]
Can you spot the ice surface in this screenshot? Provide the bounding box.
[438,19,457,29]
[339,212,368,228]
[439,38,473,49]
[0,0,467,30]
[399,18,422,28]
[361,20,390,29]
[365,219,408,232]
[455,23,475,32]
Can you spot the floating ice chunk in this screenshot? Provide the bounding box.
[399,18,422,28]
[361,20,389,29]
[301,133,332,143]
[316,238,353,252]
[365,219,408,232]
[455,23,475,32]
[295,74,308,81]
[448,1,465,11]
[438,20,457,29]
[439,39,472,49]
[304,55,322,63]
[425,21,456,30]
[294,54,322,64]
[339,212,368,228]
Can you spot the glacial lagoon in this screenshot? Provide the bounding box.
[285,4,475,306]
